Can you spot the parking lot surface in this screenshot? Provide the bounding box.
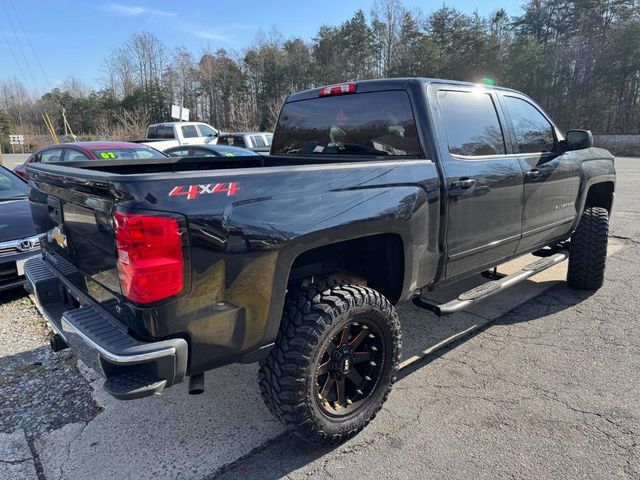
[0,158,638,479]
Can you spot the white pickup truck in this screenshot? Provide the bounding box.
[140,122,219,151]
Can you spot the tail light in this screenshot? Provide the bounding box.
[319,82,357,97]
[15,167,28,180]
[114,211,186,304]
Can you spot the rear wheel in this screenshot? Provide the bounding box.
[567,207,609,290]
[258,280,401,444]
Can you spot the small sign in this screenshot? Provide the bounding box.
[9,134,24,145]
[170,105,189,121]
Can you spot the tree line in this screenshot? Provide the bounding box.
[1,0,639,149]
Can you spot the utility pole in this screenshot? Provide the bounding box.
[62,106,68,136]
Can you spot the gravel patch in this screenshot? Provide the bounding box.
[0,287,101,439]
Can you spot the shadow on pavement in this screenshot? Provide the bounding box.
[209,282,595,480]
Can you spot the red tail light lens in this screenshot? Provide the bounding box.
[319,82,357,97]
[114,211,184,304]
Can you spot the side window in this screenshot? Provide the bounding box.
[181,125,199,138]
[232,136,246,147]
[192,148,217,157]
[197,124,217,137]
[40,148,64,163]
[252,135,266,147]
[65,150,90,161]
[503,96,555,153]
[437,90,506,156]
[264,134,273,146]
[167,148,191,157]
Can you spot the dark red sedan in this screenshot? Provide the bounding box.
[14,141,166,180]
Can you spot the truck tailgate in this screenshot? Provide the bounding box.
[28,167,122,295]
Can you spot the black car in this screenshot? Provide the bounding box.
[0,166,40,292]
[164,144,260,157]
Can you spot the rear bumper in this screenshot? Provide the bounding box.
[24,256,188,400]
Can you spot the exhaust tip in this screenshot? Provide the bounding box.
[50,333,69,352]
[188,373,204,395]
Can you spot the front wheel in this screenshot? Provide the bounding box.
[258,280,401,444]
[567,206,609,290]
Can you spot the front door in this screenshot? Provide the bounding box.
[499,94,580,253]
[429,84,525,279]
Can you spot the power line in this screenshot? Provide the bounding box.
[7,0,52,90]
[0,22,31,94]
[1,0,41,97]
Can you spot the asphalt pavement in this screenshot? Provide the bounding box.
[0,157,638,480]
[0,153,28,170]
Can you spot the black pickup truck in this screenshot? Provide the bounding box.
[24,78,615,443]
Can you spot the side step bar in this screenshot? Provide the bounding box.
[413,250,569,316]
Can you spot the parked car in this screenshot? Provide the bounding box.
[24,78,615,444]
[164,144,260,157]
[140,122,219,151]
[216,132,273,154]
[14,141,166,180]
[0,166,40,292]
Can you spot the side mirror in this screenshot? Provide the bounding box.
[563,129,593,151]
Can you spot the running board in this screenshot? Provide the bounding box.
[413,250,569,316]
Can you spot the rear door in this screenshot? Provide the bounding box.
[499,93,580,252]
[429,84,525,278]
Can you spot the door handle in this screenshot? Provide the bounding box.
[526,169,543,179]
[450,178,476,190]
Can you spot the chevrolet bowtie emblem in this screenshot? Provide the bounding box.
[51,226,67,249]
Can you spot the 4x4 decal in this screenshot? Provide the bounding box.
[169,182,239,200]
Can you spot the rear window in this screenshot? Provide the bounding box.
[93,147,164,159]
[272,91,421,156]
[147,125,175,139]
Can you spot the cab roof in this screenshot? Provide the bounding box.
[285,77,521,103]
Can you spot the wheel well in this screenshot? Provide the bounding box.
[584,181,614,212]
[288,234,404,304]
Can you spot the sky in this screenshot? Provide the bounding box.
[0,0,520,95]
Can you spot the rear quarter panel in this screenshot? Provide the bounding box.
[112,160,441,372]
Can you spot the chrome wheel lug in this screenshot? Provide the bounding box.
[369,361,377,367]
[365,375,372,381]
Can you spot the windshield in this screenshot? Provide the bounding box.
[271,91,421,156]
[0,167,28,200]
[93,147,165,159]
